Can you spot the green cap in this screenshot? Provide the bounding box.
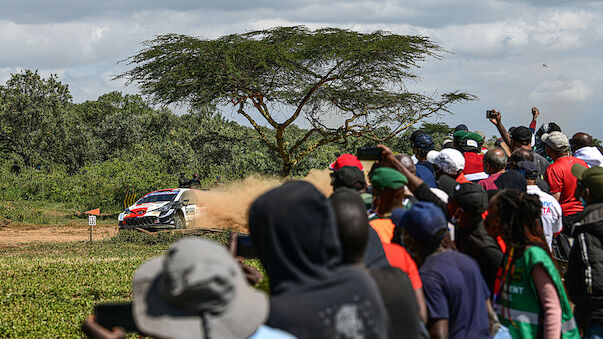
[370,167,408,190]
[461,132,484,143]
[453,130,469,140]
[572,164,603,201]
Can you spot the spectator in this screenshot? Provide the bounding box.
[485,190,579,339]
[449,183,503,291]
[478,148,508,191]
[453,129,469,150]
[566,164,603,338]
[474,130,488,154]
[412,133,439,188]
[177,172,187,188]
[129,238,292,339]
[330,188,426,336]
[395,201,494,339]
[535,122,562,159]
[488,110,549,174]
[460,133,488,181]
[508,148,551,193]
[517,161,562,250]
[511,126,550,175]
[570,132,603,168]
[441,139,454,149]
[368,166,409,244]
[431,148,470,184]
[249,181,388,339]
[329,153,363,171]
[542,131,588,231]
[410,129,428,164]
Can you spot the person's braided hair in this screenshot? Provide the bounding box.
[494,189,549,257]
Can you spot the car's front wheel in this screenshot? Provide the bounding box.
[174,213,186,229]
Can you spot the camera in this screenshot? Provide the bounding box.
[357,147,382,161]
[486,110,499,119]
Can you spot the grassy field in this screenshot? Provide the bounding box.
[0,230,263,338]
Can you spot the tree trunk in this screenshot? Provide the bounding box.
[281,161,293,178]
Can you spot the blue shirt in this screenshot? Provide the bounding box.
[420,250,491,339]
[416,161,438,188]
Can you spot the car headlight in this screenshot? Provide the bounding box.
[157,204,173,213]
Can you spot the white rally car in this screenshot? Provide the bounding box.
[118,188,203,230]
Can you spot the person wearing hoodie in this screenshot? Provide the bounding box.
[248,181,388,339]
[570,132,603,168]
[566,164,603,338]
[330,187,427,337]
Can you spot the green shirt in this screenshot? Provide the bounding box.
[496,246,579,338]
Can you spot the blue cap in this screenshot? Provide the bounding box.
[390,208,408,229]
[412,134,434,150]
[393,202,447,244]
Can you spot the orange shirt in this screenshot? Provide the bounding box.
[369,218,395,244]
[382,242,423,289]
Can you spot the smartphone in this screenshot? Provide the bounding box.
[357,147,382,161]
[93,303,138,333]
[486,110,498,119]
[236,234,258,258]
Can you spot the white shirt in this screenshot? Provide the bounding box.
[527,185,563,250]
[574,146,603,168]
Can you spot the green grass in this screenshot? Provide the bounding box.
[0,200,84,225]
[0,231,265,338]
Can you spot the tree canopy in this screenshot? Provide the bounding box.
[120,26,474,175]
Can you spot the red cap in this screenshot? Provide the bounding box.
[329,154,363,171]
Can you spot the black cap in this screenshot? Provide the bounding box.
[460,138,479,153]
[517,161,539,180]
[452,183,488,215]
[332,166,367,190]
[412,134,434,150]
[511,126,533,145]
[454,124,469,132]
[494,170,527,192]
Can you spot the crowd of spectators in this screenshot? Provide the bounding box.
[83,108,603,339]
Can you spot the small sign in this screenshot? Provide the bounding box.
[89,215,96,226]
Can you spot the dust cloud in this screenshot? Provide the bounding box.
[192,168,337,232]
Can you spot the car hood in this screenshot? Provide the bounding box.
[127,201,172,215]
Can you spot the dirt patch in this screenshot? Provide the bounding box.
[0,222,118,247]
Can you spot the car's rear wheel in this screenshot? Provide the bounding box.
[175,213,186,229]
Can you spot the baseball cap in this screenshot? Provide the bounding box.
[329,153,363,171]
[426,150,439,164]
[370,167,408,190]
[541,131,570,151]
[452,183,488,215]
[454,124,469,133]
[511,126,533,145]
[494,170,527,192]
[453,130,469,140]
[393,202,447,244]
[441,139,454,149]
[331,166,367,190]
[460,138,479,153]
[572,164,603,201]
[461,132,484,143]
[517,161,539,180]
[433,148,465,175]
[132,238,268,339]
[412,133,435,150]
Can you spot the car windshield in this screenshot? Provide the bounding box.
[136,193,177,204]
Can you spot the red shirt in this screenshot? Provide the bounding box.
[478,172,503,191]
[382,242,423,289]
[545,156,587,215]
[463,152,484,174]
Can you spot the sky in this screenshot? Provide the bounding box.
[1,0,602,138]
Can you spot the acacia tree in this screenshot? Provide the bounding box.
[119,26,474,176]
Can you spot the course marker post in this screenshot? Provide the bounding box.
[84,208,100,245]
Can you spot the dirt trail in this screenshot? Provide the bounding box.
[0,222,118,246]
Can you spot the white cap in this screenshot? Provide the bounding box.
[434,148,465,175]
[426,150,439,164]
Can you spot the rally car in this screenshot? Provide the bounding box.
[118,188,203,230]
